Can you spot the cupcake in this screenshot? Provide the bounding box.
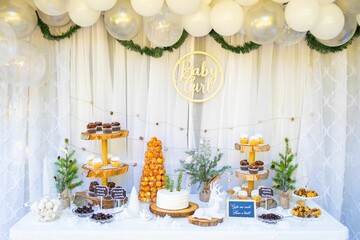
[110,156,120,167]
[86,155,94,166]
[241,183,248,192]
[93,158,102,169]
[240,159,249,171]
[248,163,259,174]
[255,160,264,171]
[251,189,261,201]
[239,134,249,144]
[238,190,248,200]
[94,121,102,132]
[89,181,99,192]
[111,122,121,132]
[87,123,96,134]
[255,134,264,144]
[249,136,259,146]
[102,123,112,134]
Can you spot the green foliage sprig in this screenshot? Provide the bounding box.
[209,30,261,54]
[117,30,189,58]
[37,12,81,41]
[176,170,183,192]
[54,138,83,193]
[179,138,231,189]
[271,138,298,192]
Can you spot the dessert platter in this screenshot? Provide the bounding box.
[72,205,98,218]
[293,187,319,200]
[257,213,283,224]
[289,200,323,221]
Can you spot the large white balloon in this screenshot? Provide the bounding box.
[357,14,360,26]
[144,5,183,47]
[210,1,244,36]
[0,0,38,39]
[166,0,202,15]
[235,0,259,6]
[34,0,70,16]
[310,4,344,40]
[318,14,357,47]
[244,0,285,45]
[131,0,164,17]
[275,23,306,46]
[335,0,360,15]
[272,0,290,3]
[317,0,335,4]
[68,0,101,27]
[285,0,320,32]
[0,41,46,87]
[104,0,142,40]
[183,4,212,37]
[0,21,17,65]
[86,0,117,11]
[37,10,71,27]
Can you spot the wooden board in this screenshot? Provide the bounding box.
[234,143,270,152]
[75,191,127,209]
[81,130,129,140]
[82,164,129,178]
[149,202,198,218]
[188,216,223,227]
[236,169,269,181]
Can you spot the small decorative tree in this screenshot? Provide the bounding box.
[179,138,231,202]
[54,138,83,195]
[271,138,298,209]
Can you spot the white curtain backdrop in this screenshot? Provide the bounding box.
[0,21,359,240]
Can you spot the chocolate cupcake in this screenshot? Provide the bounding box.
[89,181,99,192]
[94,121,102,131]
[102,123,112,134]
[255,160,264,171]
[248,163,259,174]
[111,122,121,132]
[107,182,115,191]
[240,159,249,171]
[87,123,96,134]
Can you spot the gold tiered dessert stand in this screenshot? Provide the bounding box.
[234,143,270,195]
[75,130,129,208]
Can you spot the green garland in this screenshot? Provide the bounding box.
[37,12,81,41]
[117,30,189,58]
[209,30,261,54]
[305,26,360,54]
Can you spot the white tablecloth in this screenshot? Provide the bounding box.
[9,195,348,240]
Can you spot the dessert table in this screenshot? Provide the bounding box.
[9,195,348,240]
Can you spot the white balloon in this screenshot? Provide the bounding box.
[0,41,46,87]
[34,0,70,16]
[166,0,202,15]
[210,1,244,36]
[310,4,344,40]
[183,4,212,37]
[235,0,259,6]
[86,0,117,11]
[357,14,360,26]
[203,0,212,4]
[37,10,71,27]
[68,0,101,27]
[317,0,335,4]
[130,0,164,17]
[272,0,290,3]
[285,0,320,32]
[0,21,17,65]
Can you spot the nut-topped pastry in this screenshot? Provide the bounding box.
[87,123,96,134]
[94,121,102,131]
[102,123,112,134]
[240,159,249,171]
[248,163,259,174]
[255,160,264,171]
[111,122,121,132]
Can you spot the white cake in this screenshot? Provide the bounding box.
[156,189,189,210]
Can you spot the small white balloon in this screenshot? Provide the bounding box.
[285,0,320,32]
[317,0,335,4]
[130,0,164,17]
[86,0,117,11]
[166,0,202,15]
[34,0,70,16]
[336,0,360,15]
[68,0,101,27]
[0,21,17,65]
[310,4,344,40]
[183,4,212,37]
[210,1,244,36]
[235,0,259,6]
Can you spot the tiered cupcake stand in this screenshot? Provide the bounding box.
[75,130,129,208]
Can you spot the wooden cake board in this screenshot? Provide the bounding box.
[188,216,223,227]
[149,202,198,217]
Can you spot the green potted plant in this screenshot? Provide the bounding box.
[179,138,231,202]
[54,138,83,208]
[271,138,298,209]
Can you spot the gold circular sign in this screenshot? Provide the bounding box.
[173,51,224,103]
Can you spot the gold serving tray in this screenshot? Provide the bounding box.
[235,169,269,181]
[234,143,270,152]
[82,164,129,178]
[81,130,129,140]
